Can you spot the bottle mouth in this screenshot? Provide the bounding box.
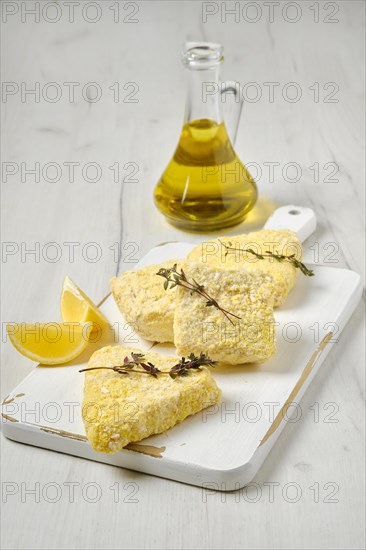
[182,42,224,70]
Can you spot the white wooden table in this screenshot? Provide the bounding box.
[1,1,365,549]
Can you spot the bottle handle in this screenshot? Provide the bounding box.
[220,81,243,146]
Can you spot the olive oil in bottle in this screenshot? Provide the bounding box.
[154,118,257,231]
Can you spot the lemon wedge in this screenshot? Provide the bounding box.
[61,276,108,331]
[7,322,93,365]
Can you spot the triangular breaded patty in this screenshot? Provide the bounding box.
[82,346,221,453]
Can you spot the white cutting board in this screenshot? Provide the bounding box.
[1,207,362,490]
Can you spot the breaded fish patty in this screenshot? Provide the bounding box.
[174,262,276,365]
[110,260,181,343]
[186,230,302,307]
[82,345,221,453]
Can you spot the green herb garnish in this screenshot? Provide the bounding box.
[219,241,314,276]
[156,264,241,325]
[79,352,216,379]
[168,352,217,379]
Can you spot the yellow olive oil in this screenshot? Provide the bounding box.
[154,119,257,231]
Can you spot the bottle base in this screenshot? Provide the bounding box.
[160,212,250,233]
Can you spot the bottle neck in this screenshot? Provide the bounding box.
[184,67,222,125]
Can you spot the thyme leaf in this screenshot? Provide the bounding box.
[168,352,217,379]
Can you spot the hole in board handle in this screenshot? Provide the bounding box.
[289,209,301,215]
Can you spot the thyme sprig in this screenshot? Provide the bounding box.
[219,241,314,277]
[79,352,216,380]
[156,264,241,325]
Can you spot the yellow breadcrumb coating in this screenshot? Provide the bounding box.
[174,262,276,365]
[110,260,181,343]
[82,345,221,453]
[186,229,302,307]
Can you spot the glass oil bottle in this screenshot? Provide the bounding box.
[153,42,257,231]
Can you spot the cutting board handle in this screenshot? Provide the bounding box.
[263,205,316,242]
